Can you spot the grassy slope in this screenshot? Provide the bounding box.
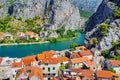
[79,9,92,19]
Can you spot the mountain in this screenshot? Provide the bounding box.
[70,0,103,13]
[85,0,120,52]
[0,0,81,30]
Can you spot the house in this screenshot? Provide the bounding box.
[22,55,36,66]
[72,52,80,58]
[0,32,5,39]
[40,58,58,80]
[16,31,28,40]
[11,61,23,79]
[77,69,95,80]
[0,65,13,80]
[4,32,13,40]
[33,35,39,40]
[43,24,55,31]
[15,66,43,80]
[37,54,45,61]
[25,31,35,38]
[109,60,120,75]
[69,57,88,68]
[76,46,93,59]
[57,57,69,69]
[43,50,58,58]
[83,60,94,69]
[39,31,48,38]
[96,70,114,80]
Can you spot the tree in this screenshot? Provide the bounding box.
[99,23,108,36]
[59,63,65,71]
[101,50,109,58]
[70,43,79,50]
[108,68,116,73]
[113,9,120,18]
[90,38,98,45]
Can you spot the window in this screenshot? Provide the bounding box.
[48,67,50,72]
[43,67,45,70]
[48,78,50,80]
[53,67,55,70]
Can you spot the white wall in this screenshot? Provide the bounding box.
[114,67,120,75]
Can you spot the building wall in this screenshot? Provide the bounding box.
[72,63,83,68]
[114,67,120,75]
[83,55,93,60]
[98,78,112,80]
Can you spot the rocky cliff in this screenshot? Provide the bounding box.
[0,0,81,30]
[70,0,102,13]
[85,0,120,52]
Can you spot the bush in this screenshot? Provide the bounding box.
[108,68,116,73]
[113,9,120,18]
[90,38,98,45]
[70,43,79,50]
[100,23,108,36]
[101,50,109,58]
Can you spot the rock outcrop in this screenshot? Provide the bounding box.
[0,0,81,30]
[85,0,120,51]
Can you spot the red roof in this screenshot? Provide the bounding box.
[12,61,22,68]
[41,58,58,64]
[57,57,69,63]
[79,50,92,56]
[97,70,113,78]
[85,60,94,67]
[22,56,36,65]
[73,53,80,58]
[71,57,88,64]
[43,50,57,58]
[0,58,3,64]
[109,60,120,67]
[15,66,43,80]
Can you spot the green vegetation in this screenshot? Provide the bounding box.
[59,63,65,71]
[70,43,79,51]
[111,40,117,48]
[108,68,116,73]
[7,0,16,4]
[90,38,98,46]
[101,50,109,58]
[99,23,108,36]
[46,37,57,43]
[113,9,120,18]
[56,27,65,38]
[79,9,92,19]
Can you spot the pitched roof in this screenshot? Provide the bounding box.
[77,69,94,78]
[16,31,23,36]
[84,60,94,67]
[37,54,45,60]
[109,60,120,67]
[12,61,22,68]
[22,55,36,65]
[0,58,3,64]
[41,58,58,64]
[25,31,35,36]
[79,50,92,56]
[15,66,43,80]
[70,68,82,72]
[43,50,57,58]
[71,57,88,64]
[57,57,69,63]
[73,53,80,58]
[97,70,113,78]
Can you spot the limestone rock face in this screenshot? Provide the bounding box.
[85,0,120,51]
[0,0,81,30]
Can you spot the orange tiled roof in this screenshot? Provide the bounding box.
[70,68,82,72]
[57,57,69,63]
[41,58,58,64]
[43,50,57,58]
[51,77,57,80]
[97,70,113,78]
[0,58,3,64]
[109,60,120,67]
[25,31,35,36]
[71,57,88,64]
[77,69,94,78]
[22,55,36,65]
[37,54,45,60]
[16,31,23,36]
[85,60,93,67]
[15,66,43,80]
[79,50,92,56]
[12,61,22,68]
[73,53,80,58]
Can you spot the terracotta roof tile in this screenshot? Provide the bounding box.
[22,55,36,65]
[41,58,58,64]
[0,58,3,64]
[70,68,82,72]
[25,31,35,36]
[79,50,92,56]
[12,61,22,68]
[15,66,43,80]
[73,53,80,58]
[109,60,120,67]
[43,50,57,58]
[85,60,94,67]
[37,54,45,60]
[57,57,69,63]
[71,57,88,64]
[97,70,113,78]
[77,69,94,78]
